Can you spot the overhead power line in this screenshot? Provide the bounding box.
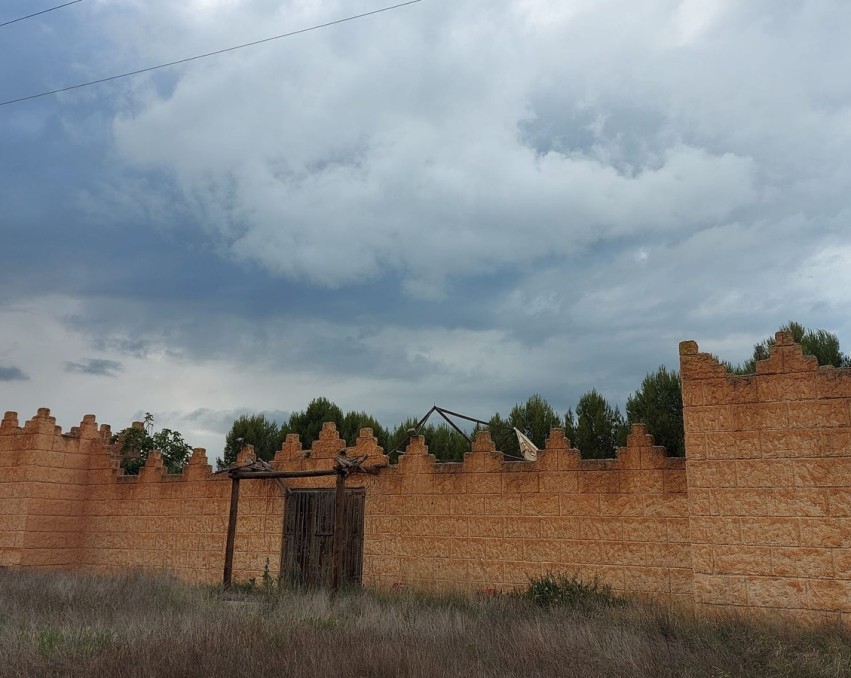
[0,0,422,108]
[0,0,84,29]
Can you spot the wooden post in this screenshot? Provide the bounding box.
[331,468,346,593]
[223,477,240,589]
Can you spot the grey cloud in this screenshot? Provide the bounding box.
[65,358,124,377]
[0,366,28,381]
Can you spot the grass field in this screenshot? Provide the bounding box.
[0,569,849,677]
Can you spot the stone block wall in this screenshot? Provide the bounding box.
[348,427,690,606]
[0,409,689,605]
[681,331,851,626]
[1,331,850,627]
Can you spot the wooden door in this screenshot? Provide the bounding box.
[281,488,365,588]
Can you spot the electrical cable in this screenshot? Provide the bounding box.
[0,0,422,108]
[0,0,84,29]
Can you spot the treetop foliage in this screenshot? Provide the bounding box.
[565,389,629,459]
[218,321,843,465]
[113,413,192,475]
[626,366,684,457]
[729,321,849,374]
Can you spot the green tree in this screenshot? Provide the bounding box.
[112,413,192,475]
[565,390,628,459]
[284,397,345,448]
[732,321,849,374]
[388,418,470,462]
[220,413,285,468]
[487,412,517,458]
[495,394,562,458]
[340,410,390,449]
[626,366,684,457]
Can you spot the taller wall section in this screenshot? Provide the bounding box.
[681,332,851,626]
[0,409,109,568]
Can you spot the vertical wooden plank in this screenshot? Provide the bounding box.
[331,471,346,593]
[279,489,291,584]
[222,477,240,589]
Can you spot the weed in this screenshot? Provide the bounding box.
[525,571,622,609]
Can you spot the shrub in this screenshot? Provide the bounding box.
[525,572,622,609]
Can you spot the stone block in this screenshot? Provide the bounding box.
[736,460,794,488]
[600,541,646,566]
[771,547,833,578]
[540,516,580,540]
[504,517,542,539]
[684,433,707,459]
[524,539,561,563]
[794,459,851,487]
[816,369,851,399]
[451,494,485,515]
[598,495,645,517]
[705,431,760,459]
[645,543,692,568]
[620,470,664,494]
[687,406,734,434]
[625,566,670,593]
[712,545,773,576]
[760,428,820,458]
[689,461,735,488]
[694,575,748,606]
[799,518,851,548]
[820,428,851,456]
[432,516,468,538]
[579,517,623,542]
[521,494,559,517]
[757,373,817,402]
[663,470,688,494]
[559,494,601,516]
[502,472,539,494]
[466,473,502,494]
[670,568,694,595]
[538,471,579,494]
[788,401,850,429]
[830,492,851,517]
[578,470,621,494]
[746,577,806,609]
[773,489,830,517]
[644,494,688,518]
[467,516,504,538]
[806,579,851,612]
[712,488,772,517]
[739,517,799,546]
[665,518,691,543]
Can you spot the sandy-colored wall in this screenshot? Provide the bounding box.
[2,331,851,627]
[352,426,690,606]
[0,409,689,605]
[681,332,851,627]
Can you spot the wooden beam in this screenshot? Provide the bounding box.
[228,468,339,480]
[222,477,240,589]
[331,469,346,593]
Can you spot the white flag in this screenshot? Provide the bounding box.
[514,428,539,461]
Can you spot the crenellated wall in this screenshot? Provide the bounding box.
[1,331,850,627]
[681,331,851,626]
[0,408,688,604]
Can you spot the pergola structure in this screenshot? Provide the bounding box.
[218,453,385,592]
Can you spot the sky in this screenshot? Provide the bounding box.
[2,0,850,461]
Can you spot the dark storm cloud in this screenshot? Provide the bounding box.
[65,358,123,377]
[0,366,28,381]
[1,0,851,452]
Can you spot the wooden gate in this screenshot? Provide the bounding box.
[281,488,365,588]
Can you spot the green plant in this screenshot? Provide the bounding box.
[112,412,192,475]
[525,572,622,609]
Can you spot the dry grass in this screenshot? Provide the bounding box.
[0,568,849,677]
